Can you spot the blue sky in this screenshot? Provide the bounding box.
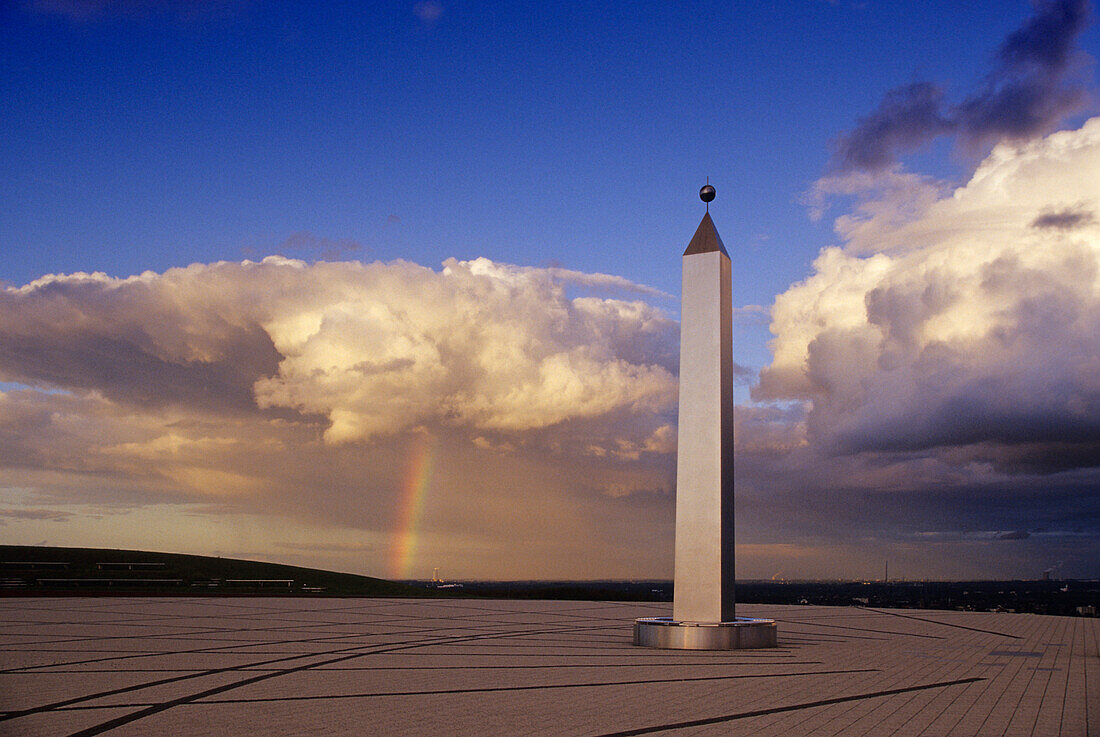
[7,2,1086,286]
[5,1,1097,370]
[1,1,1098,580]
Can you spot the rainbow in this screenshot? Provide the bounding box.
[390,432,437,579]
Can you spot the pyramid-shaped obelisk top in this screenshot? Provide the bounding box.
[684,211,729,257]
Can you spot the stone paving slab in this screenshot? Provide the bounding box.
[0,597,1095,736]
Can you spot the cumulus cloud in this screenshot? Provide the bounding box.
[249,257,677,442]
[0,259,681,578]
[0,257,677,445]
[831,0,1092,172]
[760,118,1100,474]
[6,121,1099,578]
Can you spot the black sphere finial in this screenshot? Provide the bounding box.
[700,184,716,203]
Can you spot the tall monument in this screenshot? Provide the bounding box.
[634,184,777,649]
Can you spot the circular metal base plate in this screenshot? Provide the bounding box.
[633,616,777,650]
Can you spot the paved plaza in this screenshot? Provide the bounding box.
[0,597,1095,736]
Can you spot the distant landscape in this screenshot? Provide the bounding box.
[2,545,1096,617]
[454,579,1100,618]
[0,545,427,598]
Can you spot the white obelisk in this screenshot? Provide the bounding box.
[673,201,735,624]
[633,184,775,649]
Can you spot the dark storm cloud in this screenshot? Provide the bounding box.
[0,332,280,414]
[817,252,1100,471]
[955,0,1092,149]
[832,404,1100,470]
[1032,205,1097,229]
[830,0,1093,172]
[1001,0,1090,69]
[735,445,1099,546]
[831,83,952,172]
[0,276,282,414]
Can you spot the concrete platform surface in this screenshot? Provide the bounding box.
[0,597,1095,736]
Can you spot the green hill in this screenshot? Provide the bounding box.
[0,545,432,597]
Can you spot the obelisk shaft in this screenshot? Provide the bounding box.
[673,214,735,624]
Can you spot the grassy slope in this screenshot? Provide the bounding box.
[0,544,430,597]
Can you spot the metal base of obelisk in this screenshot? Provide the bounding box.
[633,617,777,649]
